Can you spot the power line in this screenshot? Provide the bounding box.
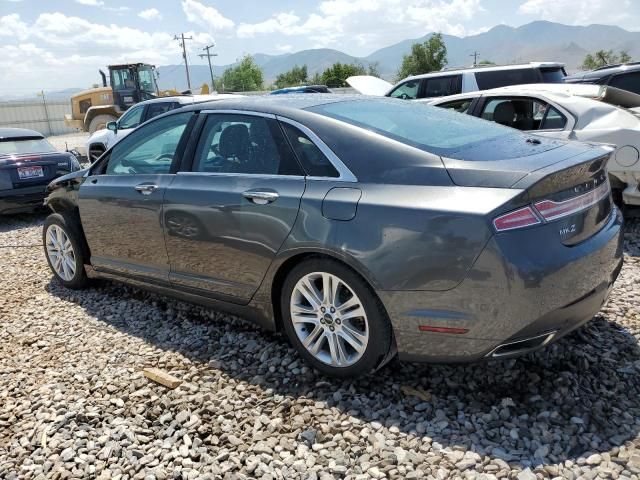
[198,44,218,92]
[174,33,193,90]
[470,51,480,66]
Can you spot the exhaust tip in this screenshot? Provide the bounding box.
[487,332,557,358]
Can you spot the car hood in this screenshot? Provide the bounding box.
[346,76,393,96]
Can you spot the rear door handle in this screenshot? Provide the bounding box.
[242,190,279,205]
[134,183,158,195]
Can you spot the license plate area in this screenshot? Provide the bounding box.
[17,166,44,179]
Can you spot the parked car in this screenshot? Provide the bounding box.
[565,62,640,95]
[86,94,239,162]
[0,128,81,215]
[426,83,640,206]
[346,62,567,99]
[270,85,332,95]
[43,96,622,378]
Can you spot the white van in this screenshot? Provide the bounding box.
[347,62,567,100]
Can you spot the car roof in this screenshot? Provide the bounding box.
[565,62,640,81]
[184,93,360,116]
[0,128,44,140]
[404,62,565,81]
[136,93,240,106]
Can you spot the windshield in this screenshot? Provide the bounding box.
[138,66,157,93]
[0,138,56,156]
[308,98,522,157]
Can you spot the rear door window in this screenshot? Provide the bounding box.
[146,102,179,121]
[480,97,566,131]
[423,75,462,98]
[281,123,339,177]
[475,68,539,90]
[388,80,421,100]
[608,72,640,95]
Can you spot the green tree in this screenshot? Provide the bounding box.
[367,62,381,77]
[217,55,263,92]
[309,72,323,85]
[320,62,367,88]
[478,59,495,65]
[581,49,633,70]
[397,33,448,80]
[274,65,309,89]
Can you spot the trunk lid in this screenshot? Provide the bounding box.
[346,75,393,96]
[0,152,72,191]
[491,146,613,245]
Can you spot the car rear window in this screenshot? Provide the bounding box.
[540,67,566,83]
[0,137,56,156]
[307,98,523,158]
[475,68,539,90]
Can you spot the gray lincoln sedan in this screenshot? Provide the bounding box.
[43,95,623,378]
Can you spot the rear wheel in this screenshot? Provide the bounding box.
[88,114,117,134]
[43,213,89,289]
[281,259,393,378]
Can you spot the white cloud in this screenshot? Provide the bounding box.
[0,14,30,41]
[75,0,104,6]
[182,0,234,30]
[518,0,631,25]
[235,0,484,47]
[138,8,162,21]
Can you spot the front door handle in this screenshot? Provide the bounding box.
[134,183,158,195]
[243,190,279,205]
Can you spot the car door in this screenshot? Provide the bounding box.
[608,71,640,95]
[163,111,306,303]
[78,111,194,282]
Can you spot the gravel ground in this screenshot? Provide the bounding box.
[46,133,90,159]
[0,214,639,480]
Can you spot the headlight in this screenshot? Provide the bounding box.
[69,155,81,171]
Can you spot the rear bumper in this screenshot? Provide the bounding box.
[0,185,47,214]
[380,207,624,362]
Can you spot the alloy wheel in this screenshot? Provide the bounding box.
[290,272,369,367]
[45,225,76,281]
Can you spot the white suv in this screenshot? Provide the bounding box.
[347,62,567,100]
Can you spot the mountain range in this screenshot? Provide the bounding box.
[157,20,640,91]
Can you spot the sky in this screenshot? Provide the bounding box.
[0,0,637,94]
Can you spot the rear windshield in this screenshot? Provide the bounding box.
[0,138,56,156]
[540,67,566,83]
[307,98,522,158]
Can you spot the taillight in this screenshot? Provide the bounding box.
[493,181,610,232]
[533,181,609,221]
[493,206,541,232]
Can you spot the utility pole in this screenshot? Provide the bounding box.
[198,44,218,92]
[470,51,480,66]
[174,33,193,90]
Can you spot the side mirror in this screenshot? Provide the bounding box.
[106,121,118,132]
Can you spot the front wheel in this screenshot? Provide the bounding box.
[43,213,89,289]
[281,259,393,378]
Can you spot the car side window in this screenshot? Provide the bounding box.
[389,80,420,100]
[475,68,538,90]
[192,114,303,176]
[118,105,144,129]
[146,102,179,121]
[422,75,462,98]
[609,72,640,95]
[104,112,192,175]
[282,123,339,178]
[480,97,565,131]
[436,99,473,114]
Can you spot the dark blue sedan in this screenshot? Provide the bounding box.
[0,128,81,214]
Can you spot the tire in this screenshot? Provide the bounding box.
[88,114,117,134]
[281,258,393,378]
[43,212,90,289]
[88,143,106,163]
